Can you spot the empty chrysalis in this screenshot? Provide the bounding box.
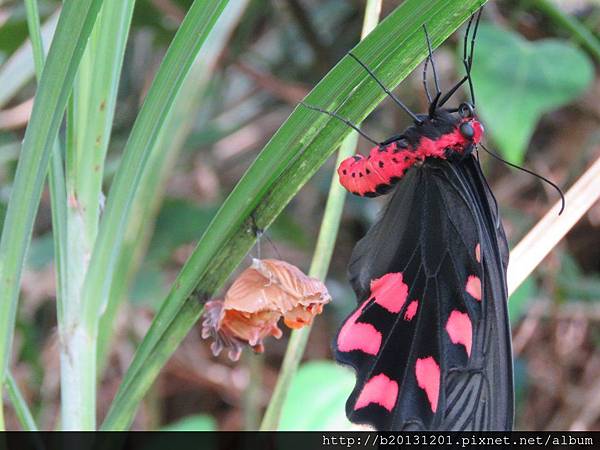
[201,258,331,361]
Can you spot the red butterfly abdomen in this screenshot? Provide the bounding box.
[337,155,372,196]
[338,143,419,197]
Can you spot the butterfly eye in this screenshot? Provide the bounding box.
[458,102,475,118]
[460,122,475,139]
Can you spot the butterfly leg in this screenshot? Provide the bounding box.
[463,8,483,106]
[423,24,442,116]
[422,57,432,104]
[439,8,483,107]
[347,53,423,125]
[301,102,381,146]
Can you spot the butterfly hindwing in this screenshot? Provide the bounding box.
[334,157,513,431]
[437,158,513,430]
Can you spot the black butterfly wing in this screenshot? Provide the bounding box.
[334,156,513,431]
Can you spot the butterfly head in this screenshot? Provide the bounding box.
[456,102,484,145]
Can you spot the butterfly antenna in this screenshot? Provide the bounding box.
[423,24,442,116]
[466,8,483,106]
[301,102,381,146]
[347,52,424,125]
[422,56,433,104]
[480,143,565,214]
[439,8,483,107]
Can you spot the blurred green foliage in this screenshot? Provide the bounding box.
[279,361,355,431]
[556,253,600,302]
[0,7,31,56]
[509,277,536,323]
[147,199,218,263]
[471,23,593,163]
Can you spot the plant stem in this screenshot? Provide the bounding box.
[243,352,263,430]
[5,372,38,431]
[260,0,382,430]
[60,0,135,430]
[530,0,600,61]
[23,0,82,431]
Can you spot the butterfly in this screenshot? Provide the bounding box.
[304,10,516,430]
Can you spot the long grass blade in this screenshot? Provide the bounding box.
[531,0,600,62]
[5,372,38,431]
[24,0,68,323]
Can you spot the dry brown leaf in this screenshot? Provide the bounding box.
[201,258,330,361]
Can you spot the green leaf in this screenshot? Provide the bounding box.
[471,24,594,163]
[279,361,355,431]
[161,414,216,431]
[0,10,30,55]
[4,372,38,431]
[513,356,528,418]
[530,0,600,63]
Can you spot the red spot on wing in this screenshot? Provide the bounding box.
[404,300,419,321]
[475,243,481,263]
[354,373,399,411]
[337,301,381,355]
[415,357,440,412]
[369,272,408,313]
[465,275,482,301]
[337,272,410,355]
[445,310,473,356]
[336,272,412,355]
